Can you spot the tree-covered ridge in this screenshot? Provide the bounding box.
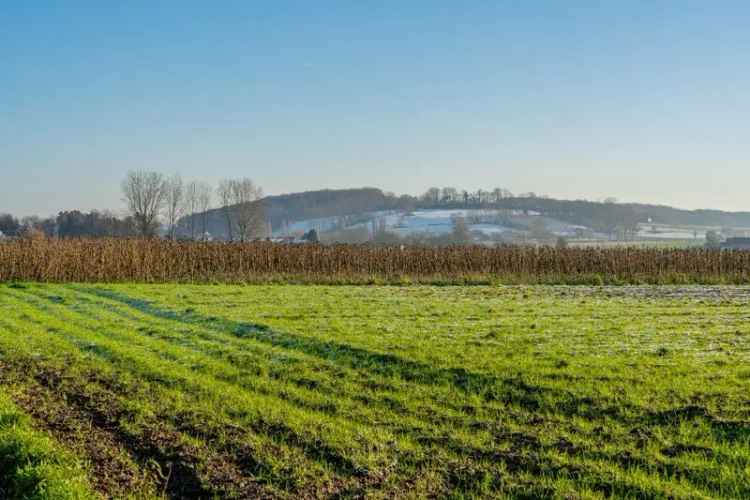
[5,186,750,240]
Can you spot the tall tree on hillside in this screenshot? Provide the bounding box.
[441,187,458,203]
[164,174,184,239]
[216,179,235,241]
[476,190,485,205]
[230,178,265,242]
[422,187,441,205]
[185,181,199,239]
[121,170,167,237]
[197,182,213,239]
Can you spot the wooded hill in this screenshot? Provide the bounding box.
[178,187,750,240]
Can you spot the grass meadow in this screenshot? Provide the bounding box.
[0,283,748,498]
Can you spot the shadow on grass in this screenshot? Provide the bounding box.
[5,288,369,481]
[72,287,750,447]
[74,286,543,402]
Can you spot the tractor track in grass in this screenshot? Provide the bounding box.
[0,359,275,499]
[0,287,386,499]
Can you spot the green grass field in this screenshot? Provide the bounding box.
[0,283,748,499]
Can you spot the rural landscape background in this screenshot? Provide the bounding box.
[3,176,750,249]
[4,2,750,499]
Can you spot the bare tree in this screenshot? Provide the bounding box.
[164,174,184,239]
[184,181,199,239]
[121,170,166,237]
[441,187,458,203]
[230,178,265,242]
[422,187,440,204]
[197,182,213,239]
[216,179,235,241]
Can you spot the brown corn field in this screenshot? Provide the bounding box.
[1,238,750,284]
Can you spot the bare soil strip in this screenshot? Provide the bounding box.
[0,359,273,499]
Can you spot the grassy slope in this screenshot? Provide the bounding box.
[0,283,748,498]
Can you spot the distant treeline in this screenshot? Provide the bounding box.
[415,188,750,232]
[4,187,750,241]
[0,211,137,239]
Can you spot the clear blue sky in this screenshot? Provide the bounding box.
[3,1,749,216]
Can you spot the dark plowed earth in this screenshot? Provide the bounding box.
[0,362,155,498]
[0,360,273,499]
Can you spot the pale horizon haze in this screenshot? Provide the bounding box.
[3,2,750,216]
